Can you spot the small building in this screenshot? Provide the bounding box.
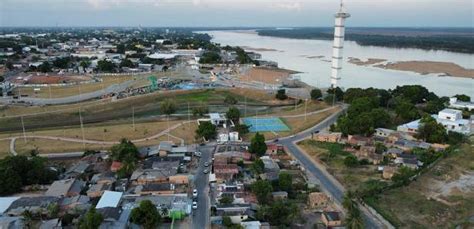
[87,183,112,198]
[347,135,372,146]
[308,192,330,209]
[96,191,123,209]
[313,132,342,143]
[383,166,397,180]
[260,156,280,173]
[266,144,283,155]
[271,191,288,200]
[449,97,474,111]
[374,128,395,138]
[91,172,116,185]
[321,211,342,227]
[60,195,90,211]
[397,109,471,135]
[45,178,85,197]
[6,197,60,216]
[110,161,123,172]
[214,164,239,182]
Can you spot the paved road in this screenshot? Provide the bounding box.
[0,80,135,105]
[192,145,214,229]
[279,105,390,229]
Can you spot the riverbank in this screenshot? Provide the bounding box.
[375,61,474,79]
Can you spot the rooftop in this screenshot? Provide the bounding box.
[96,191,123,209]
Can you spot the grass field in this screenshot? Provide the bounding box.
[0,140,10,158]
[366,141,474,228]
[15,139,110,155]
[298,140,381,191]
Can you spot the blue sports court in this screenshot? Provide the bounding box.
[242,117,290,132]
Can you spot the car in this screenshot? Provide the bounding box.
[203,169,209,174]
[204,162,209,167]
[192,201,197,209]
[193,189,198,198]
[194,151,202,157]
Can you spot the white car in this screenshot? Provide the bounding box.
[194,151,202,157]
[193,189,198,198]
[204,162,209,167]
[192,201,198,209]
[203,169,209,174]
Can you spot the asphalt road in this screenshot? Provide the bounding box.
[192,145,214,229]
[279,105,388,229]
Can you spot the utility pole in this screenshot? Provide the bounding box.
[132,106,135,131]
[20,116,27,143]
[79,108,86,150]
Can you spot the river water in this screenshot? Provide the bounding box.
[203,30,474,97]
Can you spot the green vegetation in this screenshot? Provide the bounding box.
[110,139,139,178]
[255,200,300,227]
[79,207,103,229]
[310,88,322,100]
[233,123,250,136]
[219,195,234,205]
[454,94,471,102]
[195,121,217,140]
[199,51,222,64]
[275,89,288,100]
[0,155,57,195]
[278,172,293,193]
[248,132,267,157]
[97,59,116,72]
[224,95,238,105]
[192,102,209,117]
[342,192,365,229]
[226,107,240,123]
[251,180,273,204]
[130,200,162,229]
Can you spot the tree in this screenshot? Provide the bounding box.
[53,57,71,69]
[224,95,238,105]
[256,200,300,226]
[80,60,91,68]
[251,180,273,204]
[199,51,222,64]
[38,62,52,73]
[219,195,234,205]
[196,121,217,140]
[392,85,430,104]
[248,132,267,157]
[97,60,115,72]
[226,107,240,123]
[47,203,60,218]
[233,124,250,136]
[394,98,419,121]
[222,216,233,227]
[250,158,265,174]
[130,200,161,229]
[342,192,364,229]
[344,154,359,167]
[120,58,136,68]
[275,89,288,100]
[192,103,208,117]
[416,115,447,143]
[391,166,416,186]
[454,94,471,102]
[110,138,139,162]
[160,99,177,116]
[278,172,292,192]
[327,87,344,101]
[79,207,103,229]
[310,89,322,100]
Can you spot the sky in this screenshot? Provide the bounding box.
[0,0,473,27]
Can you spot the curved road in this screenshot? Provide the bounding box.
[278,105,393,229]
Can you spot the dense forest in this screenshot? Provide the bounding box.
[257,28,474,54]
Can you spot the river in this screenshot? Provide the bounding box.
[202,30,474,98]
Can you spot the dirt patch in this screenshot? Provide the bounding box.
[240,67,299,85]
[375,61,474,78]
[348,57,386,66]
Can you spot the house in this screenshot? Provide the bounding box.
[395,154,421,169]
[91,172,116,185]
[215,204,251,224]
[271,191,288,200]
[110,161,123,172]
[321,211,342,227]
[169,175,189,184]
[347,135,372,146]
[96,191,123,209]
[87,183,112,198]
[355,146,376,158]
[266,144,283,155]
[123,194,192,216]
[313,132,342,143]
[45,178,85,197]
[308,192,330,209]
[385,148,403,158]
[97,207,128,229]
[133,183,175,195]
[214,164,239,182]
[397,109,471,135]
[64,161,91,178]
[383,166,397,180]
[368,153,383,165]
[130,162,179,185]
[5,197,60,216]
[374,128,395,138]
[449,97,474,111]
[260,156,280,173]
[60,195,90,211]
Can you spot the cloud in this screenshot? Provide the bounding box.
[273,2,302,11]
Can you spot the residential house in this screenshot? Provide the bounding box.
[133,183,175,195]
[266,144,283,155]
[374,128,395,138]
[308,192,330,209]
[313,132,342,143]
[214,164,239,182]
[110,161,123,172]
[397,109,471,135]
[5,197,60,216]
[449,97,474,111]
[214,204,251,224]
[271,191,288,200]
[347,135,372,146]
[60,195,90,211]
[96,191,123,209]
[91,172,116,185]
[45,178,85,197]
[64,161,91,178]
[87,183,112,198]
[321,211,342,227]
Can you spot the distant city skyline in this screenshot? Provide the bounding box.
[1,0,472,27]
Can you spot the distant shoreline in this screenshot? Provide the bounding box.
[374,61,474,79]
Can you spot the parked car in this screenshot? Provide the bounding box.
[203,169,209,174]
[204,162,209,167]
[192,201,198,209]
[193,189,198,198]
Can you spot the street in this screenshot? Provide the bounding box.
[279,105,389,229]
[192,144,214,229]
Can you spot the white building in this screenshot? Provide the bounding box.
[330,1,350,87]
[397,108,471,135]
[449,97,474,111]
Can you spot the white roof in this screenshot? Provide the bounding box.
[148,53,177,59]
[0,197,20,215]
[209,113,224,120]
[96,191,123,209]
[439,108,462,115]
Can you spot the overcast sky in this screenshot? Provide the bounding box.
[1,0,472,27]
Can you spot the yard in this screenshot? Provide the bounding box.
[365,140,474,228]
[298,140,381,192]
[0,140,11,158]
